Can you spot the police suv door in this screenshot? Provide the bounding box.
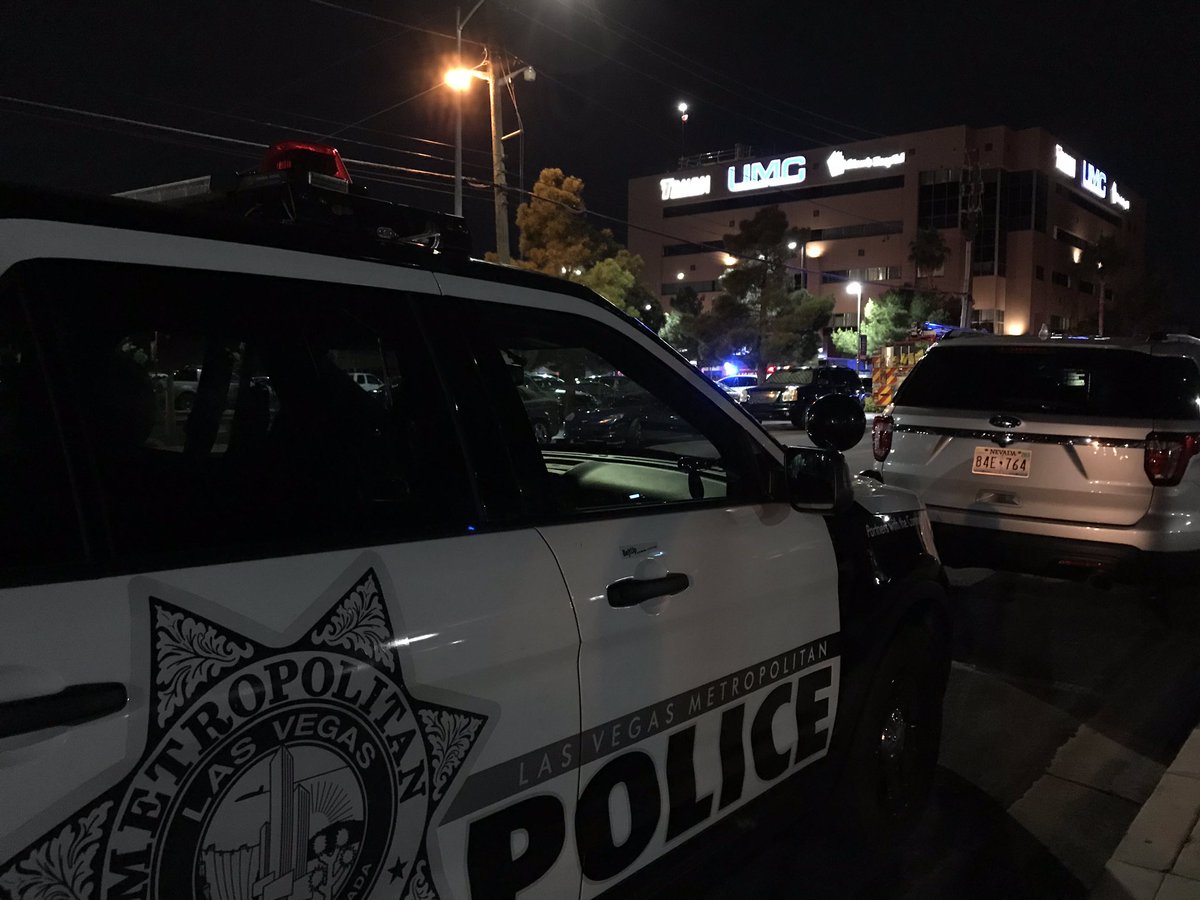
[434,276,842,896]
[0,238,581,900]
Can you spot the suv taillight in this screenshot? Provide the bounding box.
[872,415,894,462]
[1144,432,1200,486]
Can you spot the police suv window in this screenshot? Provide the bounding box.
[24,261,476,566]
[454,299,771,518]
[0,277,86,578]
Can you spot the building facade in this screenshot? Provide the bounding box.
[627,125,1145,335]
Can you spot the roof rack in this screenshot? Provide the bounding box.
[115,141,472,256]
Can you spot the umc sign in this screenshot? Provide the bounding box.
[727,156,806,193]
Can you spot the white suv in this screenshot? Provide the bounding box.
[0,143,949,899]
[873,333,1200,584]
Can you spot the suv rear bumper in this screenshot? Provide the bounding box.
[927,506,1200,582]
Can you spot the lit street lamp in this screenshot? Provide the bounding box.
[445,55,534,264]
[847,280,863,330]
[847,281,864,371]
[451,1,487,218]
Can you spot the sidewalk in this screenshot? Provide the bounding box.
[1093,727,1200,899]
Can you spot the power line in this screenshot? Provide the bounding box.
[93,91,494,172]
[302,0,481,46]
[320,82,443,139]
[0,96,907,295]
[0,96,267,151]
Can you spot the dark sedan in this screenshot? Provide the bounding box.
[562,389,694,448]
[741,365,864,427]
[518,384,564,445]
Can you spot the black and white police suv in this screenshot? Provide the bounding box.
[0,143,949,900]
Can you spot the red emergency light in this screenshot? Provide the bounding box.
[259,141,352,183]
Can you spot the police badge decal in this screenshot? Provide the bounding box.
[0,566,488,900]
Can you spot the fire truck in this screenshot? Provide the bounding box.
[869,322,969,408]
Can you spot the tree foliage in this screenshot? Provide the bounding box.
[908,228,951,290]
[505,168,654,323]
[659,206,832,377]
[831,291,949,356]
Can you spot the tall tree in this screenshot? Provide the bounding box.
[908,228,951,292]
[506,168,653,323]
[1075,233,1127,336]
[831,291,949,356]
[720,207,827,380]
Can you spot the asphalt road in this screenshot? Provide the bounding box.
[718,424,1200,897]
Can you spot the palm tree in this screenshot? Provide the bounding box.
[908,228,950,292]
[1075,234,1126,336]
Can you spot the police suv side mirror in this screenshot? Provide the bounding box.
[785,446,854,514]
[806,393,866,451]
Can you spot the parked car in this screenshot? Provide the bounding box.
[562,386,695,448]
[349,370,384,391]
[158,365,273,411]
[741,365,865,426]
[0,144,950,900]
[873,332,1200,583]
[518,383,563,445]
[713,372,758,401]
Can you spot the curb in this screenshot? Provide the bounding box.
[1093,728,1200,899]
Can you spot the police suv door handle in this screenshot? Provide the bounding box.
[607,572,691,608]
[0,682,128,739]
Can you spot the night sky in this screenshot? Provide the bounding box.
[2,0,1195,304]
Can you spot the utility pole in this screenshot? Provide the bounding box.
[453,1,486,218]
[959,149,984,330]
[487,53,511,264]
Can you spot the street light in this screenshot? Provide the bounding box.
[847,281,864,371]
[847,281,863,330]
[451,1,487,218]
[444,55,534,263]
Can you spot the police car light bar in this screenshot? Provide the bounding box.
[114,140,472,256]
[259,141,352,183]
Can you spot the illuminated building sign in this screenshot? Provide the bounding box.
[660,174,711,201]
[727,155,806,192]
[1080,160,1107,198]
[1055,144,1077,177]
[1054,143,1130,211]
[825,150,906,177]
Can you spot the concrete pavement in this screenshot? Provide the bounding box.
[1094,728,1200,899]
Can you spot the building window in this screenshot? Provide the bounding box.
[971,308,1005,333]
[1001,170,1047,233]
[1105,287,1114,300]
[1054,184,1122,228]
[984,142,994,151]
[812,210,820,218]
[662,280,718,295]
[825,267,902,282]
[1051,271,1070,287]
[1035,265,1045,280]
[804,221,903,242]
[857,249,865,257]
[1079,280,1095,294]
[1049,315,1069,332]
[918,172,961,230]
[917,262,945,279]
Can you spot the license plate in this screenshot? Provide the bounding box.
[972,446,1031,478]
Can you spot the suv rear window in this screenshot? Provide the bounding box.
[765,369,814,385]
[895,345,1200,419]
